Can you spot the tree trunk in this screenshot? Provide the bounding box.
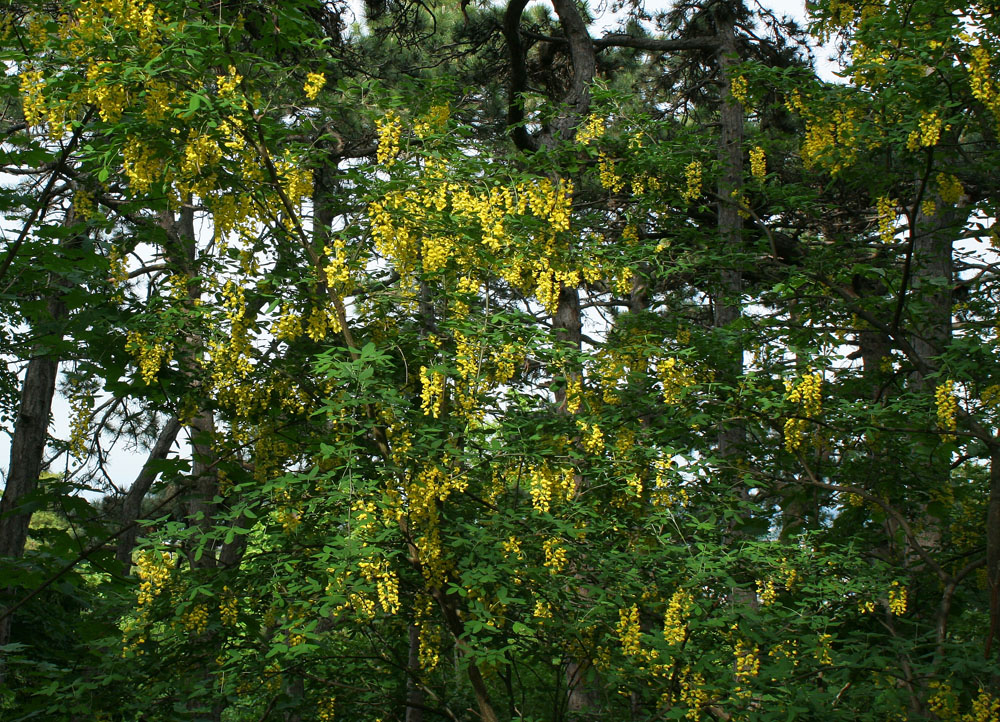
[0,348,61,655]
[713,3,745,465]
[0,208,79,661]
[405,623,425,722]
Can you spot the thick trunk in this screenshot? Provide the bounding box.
[0,353,60,560]
[405,623,425,722]
[185,408,219,568]
[906,195,955,634]
[0,352,60,654]
[713,7,745,464]
[908,198,954,384]
[0,209,78,657]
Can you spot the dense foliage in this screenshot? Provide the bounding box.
[2,0,1000,720]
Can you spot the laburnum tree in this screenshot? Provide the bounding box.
[2,0,1000,721]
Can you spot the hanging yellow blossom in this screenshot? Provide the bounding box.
[663,589,693,645]
[749,146,766,180]
[784,372,822,452]
[888,581,908,615]
[376,110,402,166]
[617,604,641,657]
[730,73,749,105]
[935,379,958,441]
[876,195,897,244]
[681,160,702,203]
[303,72,326,100]
[577,113,605,145]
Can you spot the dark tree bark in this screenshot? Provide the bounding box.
[405,623,425,722]
[712,2,746,465]
[0,208,80,661]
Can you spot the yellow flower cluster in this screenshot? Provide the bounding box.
[414,103,450,138]
[617,604,641,657]
[937,172,964,205]
[598,152,624,193]
[969,46,1000,124]
[18,68,47,128]
[730,73,749,105]
[178,130,223,196]
[126,331,173,385]
[876,195,897,244]
[543,537,568,574]
[204,281,265,419]
[303,72,326,101]
[887,581,908,615]
[927,681,958,719]
[217,66,242,98]
[181,603,210,635]
[324,240,352,292]
[376,110,402,166]
[220,587,238,626]
[768,639,799,666]
[576,420,605,454]
[577,113,605,145]
[358,558,400,614]
[565,374,583,414]
[784,372,822,452]
[72,189,97,221]
[658,357,696,405]
[734,637,760,695]
[142,80,175,123]
[907,111,946,151]
[964,689,1000,722]
[651,458,689,508]
[502,535,524,560]
[85,61,128,123]
[303,305,339,341]
[982,383,1000,407]
[935,380,958,441]
[679,667,708,720]
[786,92,862,174]
[814,632,833,665]
[662,589,693,645]
[533,599,553,620]
[749,146,766,180]
[614,267,634,296]
[273,304,303,341]
[756,579,777,606]
[421,233,454,273]
[317,696,336,722]
[625,474,643,497]
[74,0,162,40]
[123,136,164,195]
[527,465,575,513]
[135,550,174,608]
[681,160,702,203]
[369,164,576,318]
[417,597,441,670]
[420,366,446,418]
